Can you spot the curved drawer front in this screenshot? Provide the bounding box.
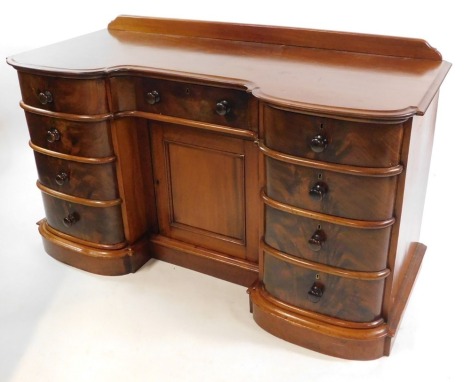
[263,105,403,167]
[266,157,397,221]
[34,152,118,200]
[109,76,258,130]
[41,193,125,246]
[264,205,390,271]
[18,72,108,114]
[26,113,113,158]
[263,252,385,323]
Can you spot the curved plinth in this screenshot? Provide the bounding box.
[38,219,150,276]
[249,284,389,360]
[249,242,426,360]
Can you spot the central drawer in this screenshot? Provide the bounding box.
[109,76,258,130]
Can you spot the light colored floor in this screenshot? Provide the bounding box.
[1,2,468,381]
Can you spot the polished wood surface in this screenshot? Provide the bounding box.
[109,76,258,130]
[7,16,450,360]
[8,16,450,120]
[264,105,404,167]
[264,205,391,271]
[18,72,108,114]
[34,152,118,200]
[265,157,398,220]
[151,123,259,262]
[25,113,114,158]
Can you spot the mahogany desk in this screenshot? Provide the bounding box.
[7,16,450,360]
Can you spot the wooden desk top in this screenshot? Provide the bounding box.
[7,15,451,121]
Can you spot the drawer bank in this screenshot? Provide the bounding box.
[7,16,451,360]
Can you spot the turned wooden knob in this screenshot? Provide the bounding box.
[309,182,328,200]
[215,100,230,116]
[46,128,61,143]
[308,229,326,251]
[145,90,161,105]
[308,282,324,299]
[55,172,68,186]
[63,212,79,227]
[38,90,53,105]
[310,134,328,153]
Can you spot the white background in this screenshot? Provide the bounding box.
[0,1,467,381]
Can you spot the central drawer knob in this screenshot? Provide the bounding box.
[215,100,231,116]
[38,91,53,105]
[145,90,161,105]
[308,229,326,251]
[309,182,328,200]
[308,282,324,300]
[310,134,328,153]
[63,212,79,227]
[55,172,69,186]
[46,128,61,143]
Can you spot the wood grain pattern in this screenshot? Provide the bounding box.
[109,15,443,60]
[151,234,258,287]
[34,152,118,200]
[109,75,258,131]
[263,252,385,323]
[110,117,157,243]
[250,284,389,360]
[263,105,404,167]
[259,141,403,177]
[262,242,390,280]
[38,220,149,275]
[41,192,125,245]
[382,95,439,322]
[264,205,391,271]
[8,18,450,120]
[18,72,108,114]
[151,122,257,260]
[265,156,398,220]
[262,193,395,229]
[7,17,450,360]
[26,112,114,158]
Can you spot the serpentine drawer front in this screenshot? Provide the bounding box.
[7,16,450,360]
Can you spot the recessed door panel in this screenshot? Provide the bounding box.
[151,122,258,261]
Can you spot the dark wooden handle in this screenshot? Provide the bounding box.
[63,212,79,227]
[310,134,328,153]
[308,229,326,251]
[38,90,53,105]
[215,100,230,116]
[55,172,68,186]
[309,182,328,200]
[308,282,324,299]
[46,128,61,143]
[145,90,161,105]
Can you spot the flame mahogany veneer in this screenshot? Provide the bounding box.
[7,16,450,360]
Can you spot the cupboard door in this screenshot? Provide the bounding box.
[150,122,258,261]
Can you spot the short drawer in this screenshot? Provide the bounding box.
[34,152,118,200]
[41,193,125,245]
[18,72,108,115]
[26,112,113,158]
[266,157,397,221]
[263,105,403,167]
[264,205,391,271]
[263,251,385,323]
[109,76,258,130]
